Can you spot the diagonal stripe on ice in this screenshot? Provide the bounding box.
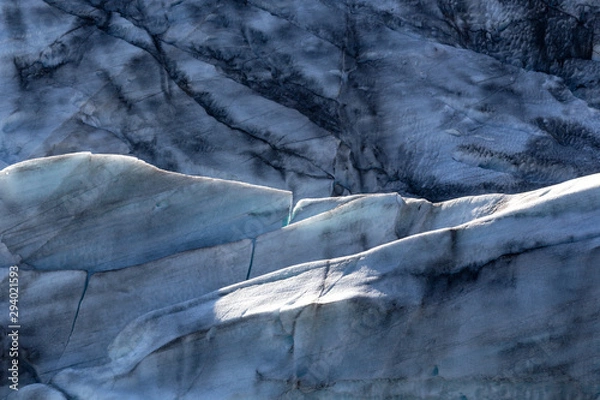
[51,172,600,395]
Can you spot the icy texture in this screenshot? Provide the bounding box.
[1,154,599,398]
[2,1,600,200]
[251,193,403,277]
[6,383,67,400]
[0,152,290,272]
[46,239,253,379]
[0,269,86,389]
[3,0,600,397]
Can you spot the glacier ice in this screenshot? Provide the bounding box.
[3,0,600,397]
[3,0,600,200]
[0,153,599,399]
[0,152,290,272]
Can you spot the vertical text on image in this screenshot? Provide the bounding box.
[7,264,20,391]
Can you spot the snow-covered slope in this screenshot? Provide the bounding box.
[2,0,600,200]
[1,153,598,399]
